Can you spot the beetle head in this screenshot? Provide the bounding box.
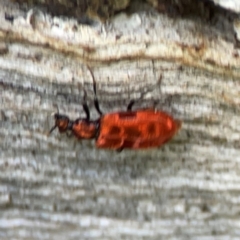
[49,113,71,134]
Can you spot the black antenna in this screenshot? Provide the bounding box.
[87,65,103,116]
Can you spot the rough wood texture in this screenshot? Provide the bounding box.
[1,0,240,239]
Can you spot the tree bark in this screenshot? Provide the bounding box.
[1,0,240,239]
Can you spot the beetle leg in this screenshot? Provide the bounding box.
[87,66,103,116]
[116,147,124,152]
[66,131,73,138]
[127,91,145,111]
[127,73,163,111]
[127,100,135,111]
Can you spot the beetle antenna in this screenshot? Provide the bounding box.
[51,104,59,115]
[87,65,97,95]
[87,65,103,116]
[77,81,90,120]
[82,87,90,121]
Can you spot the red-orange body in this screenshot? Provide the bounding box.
[96,109,181,149]
[49,115,98,140]
[49,67,181,151]
[72,119,97,139]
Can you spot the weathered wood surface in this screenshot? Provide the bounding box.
[1,0,240,239]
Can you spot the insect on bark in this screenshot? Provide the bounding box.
[49,67,181,151]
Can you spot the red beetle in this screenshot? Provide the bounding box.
[49,67,181,151]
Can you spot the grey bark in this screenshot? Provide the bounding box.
[1,0,240,239]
